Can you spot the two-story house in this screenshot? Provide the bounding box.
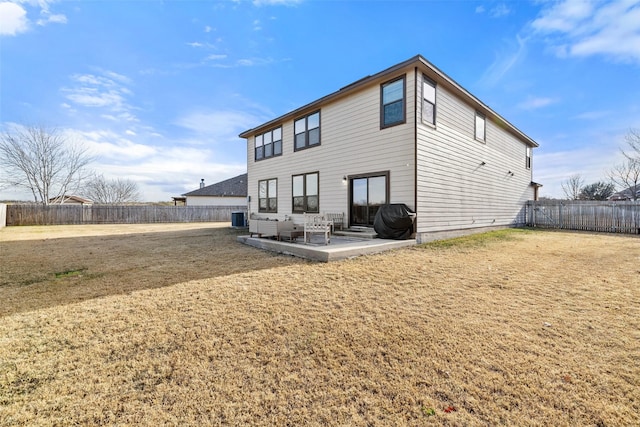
[239,55,539,244]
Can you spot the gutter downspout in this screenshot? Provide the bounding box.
[414,67,419,238]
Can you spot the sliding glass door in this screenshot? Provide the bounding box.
[350,173,388,227]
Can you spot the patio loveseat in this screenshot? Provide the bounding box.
[249,217,298,239]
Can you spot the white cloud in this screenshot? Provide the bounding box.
[62,70,137,122]
[479,34,528,86]
[518,96,558,110]
[532,0,594,33]
[75,128,245,201]
[573,110,612,120]
[187,41,218,49]
[174,110,259,143]
[533,128,630,198]
[204,57,277,68]
[475,3,510,18]
[73,129,156,160]
[0,2,29,36]
[102,70,132,85]
[237,58,254,66]
[0,0,66,36]
[252,0,302,6]
[37,12,66,26]
[490,3,511,18]
[66,89,124,108]
[531,0,640,63]
[205,54,227,61]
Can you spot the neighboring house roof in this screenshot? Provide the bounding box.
[609,185,639,200]
[48,195,93,204]
[182,173,248,197]
[239,54,538,148]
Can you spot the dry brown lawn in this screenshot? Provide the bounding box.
[0,224,638,426]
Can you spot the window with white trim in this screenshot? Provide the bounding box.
[381,76,405,128]
[292,172,319,213]
[526,147,532,169]
[294,111,320,151]
[475,112,486,141]
[255,127,282,161]
[258,178,277,213]
[422,76,436,125]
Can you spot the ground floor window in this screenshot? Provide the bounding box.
[292,172,319,213]
[258,178,277,213]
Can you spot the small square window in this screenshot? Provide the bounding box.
[255,127,283,161]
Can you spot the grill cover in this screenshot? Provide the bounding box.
[373,204,416,240]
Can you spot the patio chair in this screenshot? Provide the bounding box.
[303,213,332,245]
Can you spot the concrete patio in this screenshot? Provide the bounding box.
[237,233,416,262]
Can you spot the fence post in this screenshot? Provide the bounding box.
[558,203,563,229]
[0,203,6,228]
[527,201,536,227]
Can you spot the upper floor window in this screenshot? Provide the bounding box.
[258,178,277,213]
[475,112,486,142]
[526,147,532,169]
[422,76,436,125]
[255,127,282,161]
[292,172,319,213]
[294,111,320,151]
[381,76,405,128]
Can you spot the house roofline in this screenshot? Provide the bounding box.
[182,173,248,197]
[238,54,539,148]
[48,195,93,204]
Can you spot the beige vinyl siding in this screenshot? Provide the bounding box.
[416,74,533,236]
[247,60,535,238]
[247,69,416,224]
[186,196,247,207]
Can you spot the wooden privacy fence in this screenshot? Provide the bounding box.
[526,200,640,235]
[5,204,248,226]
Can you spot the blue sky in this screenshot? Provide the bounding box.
[1,0,639,201]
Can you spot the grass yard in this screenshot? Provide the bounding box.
[0,224,638,426]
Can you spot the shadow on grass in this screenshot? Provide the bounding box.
[0,226,306,317]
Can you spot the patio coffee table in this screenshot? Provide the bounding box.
[278,230,304,242]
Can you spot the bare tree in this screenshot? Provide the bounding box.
[608,129,640,200]
[561,174,584,200]
[0,124,93,204]
[83,174,141,204]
